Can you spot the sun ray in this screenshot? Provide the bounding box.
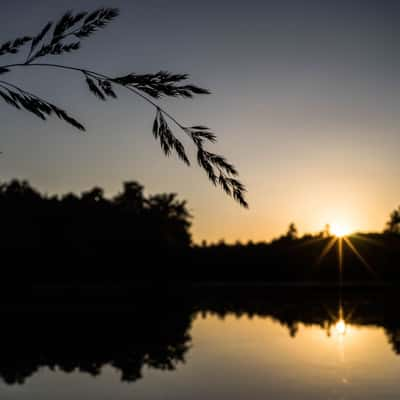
[343,302,358,323]
[343,237,377,278]
[315,237,337,267]
[322,302,339,323]
[337,238,343,284]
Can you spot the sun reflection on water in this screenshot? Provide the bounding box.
[333,319,347,337]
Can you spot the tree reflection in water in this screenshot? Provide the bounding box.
[0,285,400,385]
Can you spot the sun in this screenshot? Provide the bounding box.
[330,222,351,238]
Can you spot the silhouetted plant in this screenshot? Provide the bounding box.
[0,8,247,207]
[385,207,400,234]
[323,223,331,238]
[286,222,298,240]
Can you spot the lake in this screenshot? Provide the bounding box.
[0,285,399,399]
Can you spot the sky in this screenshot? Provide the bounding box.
[0,0,400,243]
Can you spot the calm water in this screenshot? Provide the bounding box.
[0,287,399,399]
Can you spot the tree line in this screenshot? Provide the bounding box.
[0,179,191,280]
[1,178,400,283]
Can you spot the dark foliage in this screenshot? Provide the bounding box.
[113,71,210,99]
[0,36,32,56]
[0,179,191,280]
[0,84,84,130]
[385,206,400,234]
[190,232,400,283]
[0,7,247,207]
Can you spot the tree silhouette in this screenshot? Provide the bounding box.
[323,223,331,238]
[146,193,192,247]
[286,222,298,240]
[0,178,192,263]
[0,8,247,207]
[385,207,400,234]
[113,181,145,214]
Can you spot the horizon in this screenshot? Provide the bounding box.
[1,0,399,243]
[0,177,390,244]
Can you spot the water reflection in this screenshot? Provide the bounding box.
[1,285,400,394]
[0,298,194,385]
[333,319,347,336]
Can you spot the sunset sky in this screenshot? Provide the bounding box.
[1,0,399,243]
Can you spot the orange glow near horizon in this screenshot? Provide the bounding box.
[193,200,371,244]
